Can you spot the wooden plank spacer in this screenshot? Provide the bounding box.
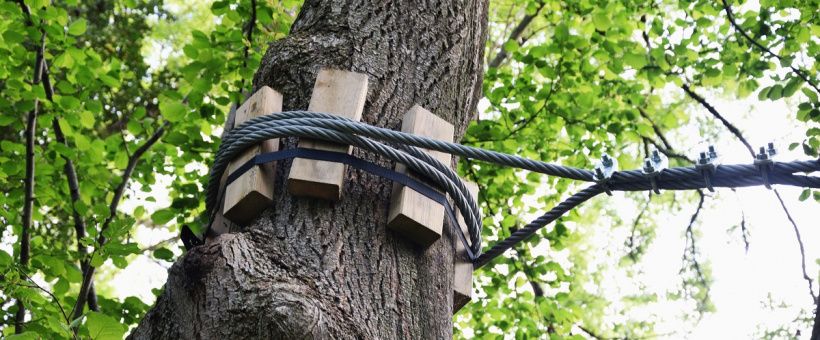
[223,86,283,224]
[453,181,479,313]
[386,105,454,247]
[287,68,368,201]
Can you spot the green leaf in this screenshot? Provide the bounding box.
[798,188,810,201]
[98,74,119,88]
[503,40,519,53]
[623,53,647,70]
[4,332,39,340]
[160,102,187,122]
[86,312,126,340]
[89,253,105,267]
[151,209,175,225]
[153,248,174,260]
[92,203,111,219]
[768,84,783,100]
[592,13,611,31]
[102,217,135,239]
[79,110,95,129]
[3,30,26,44]
[67,18,87,36]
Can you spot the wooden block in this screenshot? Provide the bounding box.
[223,86,283,224]
[453,181,479,313]
[287,69,368,201]
[387,105,454,246]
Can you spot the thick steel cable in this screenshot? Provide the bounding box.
[209,124,484,253]
[209,111,820,265]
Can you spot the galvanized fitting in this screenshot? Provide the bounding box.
[593,153,618,196]
[642,150,667,194]
[695,148,718,192]
[754,145,775,189]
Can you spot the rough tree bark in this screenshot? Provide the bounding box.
[129,0,487,338]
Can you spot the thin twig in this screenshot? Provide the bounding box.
[720,0,820,95]
[637,107,672,150]
[238,0,257,106]
[142,236,181,253]
[683,190,710,313]
[488,0,546,69]
[17,270,77,340]
[681,84,755,157]
[730,188,751,252]
[71,121,168,322]
[774,189,816,302]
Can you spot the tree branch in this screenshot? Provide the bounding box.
[15,0,45,332]
[488,0,546,69]
[71,121,168,322]
[720,0,820,95]
[17,270,77,340]
[774,189,816,302]
[681,84,755,157]
[683,190,710,314]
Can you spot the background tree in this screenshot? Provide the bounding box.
[1,0,819,338]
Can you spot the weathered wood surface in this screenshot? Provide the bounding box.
[387,105,454,246]
[287,69,367,201]
[223,86,283,224]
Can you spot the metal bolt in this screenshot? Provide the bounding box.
[708,145,718,159]
[651,149,662,162]
[602,153,613,167]
[767,142,776,157]
[643,158,654,172]
[595,166,605,178]
[756,146,768,160]
[698,151,709,165]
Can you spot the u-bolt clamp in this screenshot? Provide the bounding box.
[642,149,668,195]
[695,145,719,192]
[593,153,618,196]
[754,143,776,189]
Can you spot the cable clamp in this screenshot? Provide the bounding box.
[695,145,720,192]
[592,153,618,196]
[754,142,777,189]
[642,149,667,194]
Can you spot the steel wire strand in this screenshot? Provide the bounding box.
[398,143,481,233]
[225,112,820,186]
[208,124,484,254]
[473,185,605,268]
[225,112,597,181]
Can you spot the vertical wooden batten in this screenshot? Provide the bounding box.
[287,69,368,201]
[387,105,455,246]
[223,86,283,224]
[453,181,479,313]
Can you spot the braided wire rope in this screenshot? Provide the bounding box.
[208,110,820,267]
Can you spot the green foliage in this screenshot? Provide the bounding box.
[0,0,298,336]
[458,0,820,338]
[1,0,818,338]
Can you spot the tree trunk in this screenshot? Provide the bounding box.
[129,0,487,338]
